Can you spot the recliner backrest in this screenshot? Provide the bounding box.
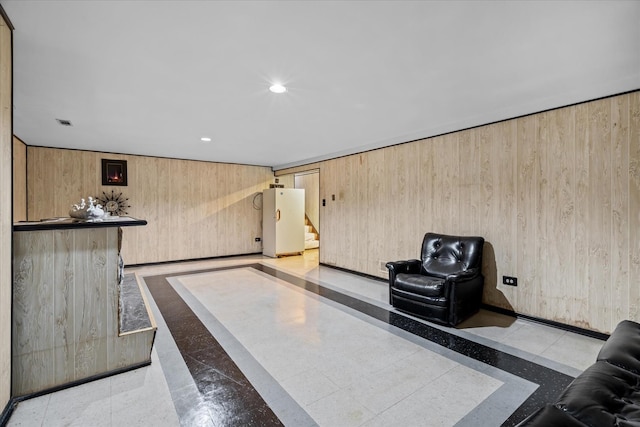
[420,233,484,278]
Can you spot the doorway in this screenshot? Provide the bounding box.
[294,170,320,252]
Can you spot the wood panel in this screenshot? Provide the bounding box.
[487,121,518,308]
[611,95,630,327]
[13,136,27,221]
[355,155,368,273]
[629,92,640,322]
[475,123,492,265]
[574,102,591,328]
[417,137,435,243]
[26,148,274,265]
[0,13,11,410]
[365,150,385,272]
[277,174,295,188]
[319,160,336,265]
[587,99,613,330]
[52,229,73,385]
[281,91,640,334]
[334,156,350,266]
[516,115,539,314]
[458,128,482,236]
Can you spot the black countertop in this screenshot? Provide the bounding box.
[14,216,147,232]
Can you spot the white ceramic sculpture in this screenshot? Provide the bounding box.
[69,196,106,220]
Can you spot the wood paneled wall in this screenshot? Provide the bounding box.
[13,136,26,221]
[0,10,11,410]
[26,148,274,265]
[277,92,640,334]
[276,174,294,189]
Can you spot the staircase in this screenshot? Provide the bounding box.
[305,216,320,249]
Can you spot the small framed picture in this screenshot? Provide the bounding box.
[101,159,128,186]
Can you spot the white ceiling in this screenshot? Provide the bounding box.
[2,1,639,170]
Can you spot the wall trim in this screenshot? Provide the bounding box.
[0,398,17,427]
[2,7,14,420]
[0,5,14,30]
[127,252,263,268]
[320,262,387,283]
[22,144,276,170]
[480,304,610,341]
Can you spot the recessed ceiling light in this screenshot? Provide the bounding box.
[269,84,287,94]
[200,137,212,142]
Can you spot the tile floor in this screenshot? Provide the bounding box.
[7,250,605,427]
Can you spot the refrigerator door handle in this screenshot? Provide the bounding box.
[275,209,281,222]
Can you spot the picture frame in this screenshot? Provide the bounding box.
[101,159,128,186]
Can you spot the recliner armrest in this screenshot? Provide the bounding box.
[386,259,421,274]
[444,268,485,325]
[446,267,480,282]
[386,259,420,304]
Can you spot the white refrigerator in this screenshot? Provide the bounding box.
[262,188,305,257]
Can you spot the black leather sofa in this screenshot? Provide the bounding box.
[517,320,640,426]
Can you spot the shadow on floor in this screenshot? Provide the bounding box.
[457,309,517,329]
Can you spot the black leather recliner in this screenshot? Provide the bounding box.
[386,232,485,326]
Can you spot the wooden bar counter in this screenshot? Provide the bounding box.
[12,217,154,396]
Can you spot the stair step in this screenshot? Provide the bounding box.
[304,215,319,248]
[305,240,319,249]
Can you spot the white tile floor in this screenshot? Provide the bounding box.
[177,269,503,426]
[8,349,179,427]
[7,250,605,426]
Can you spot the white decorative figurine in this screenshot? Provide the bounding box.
[69,196,106,220]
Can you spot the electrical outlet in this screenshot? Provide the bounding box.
[502,276,517,286]
[379,261,387,272]
[254,237,261,242]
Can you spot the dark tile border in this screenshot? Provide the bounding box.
[145,272,283,426]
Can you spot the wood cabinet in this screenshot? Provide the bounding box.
[12,218,154,396]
